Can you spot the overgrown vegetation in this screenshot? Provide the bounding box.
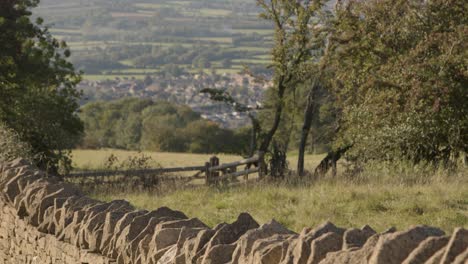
[92,165,468,232]
[0,123,33,163]
[248,0,467,177]
[0,0,83,173]
[323,0,468,165]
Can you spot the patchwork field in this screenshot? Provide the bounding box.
[36,0,274,80]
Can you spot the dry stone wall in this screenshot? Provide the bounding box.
[0,159,467,264]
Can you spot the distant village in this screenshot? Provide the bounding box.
[78,72,271,128]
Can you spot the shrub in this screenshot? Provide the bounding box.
[0,123,33,163]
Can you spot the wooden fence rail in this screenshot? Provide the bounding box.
[209,155,259,172]
[66,166,206,178]
[65,152,265,186]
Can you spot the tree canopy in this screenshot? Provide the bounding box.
[323,0,467,164]
[0,0,83,172]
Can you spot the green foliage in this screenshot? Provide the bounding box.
[0,123,33,163]
[80,98,249,154]
[324,0,468,164]
[0,0,83,173]
[102,153,159,171]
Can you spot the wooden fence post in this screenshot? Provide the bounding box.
[205,162,211,186]
[207,156,219,186]
[230,166,237,182]
[244,166,249,182]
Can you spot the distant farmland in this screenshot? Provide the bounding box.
[36,0,274,81]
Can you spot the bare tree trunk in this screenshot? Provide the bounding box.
[248,113,260,157]
[259,82,286,153]
[298,83,319,176]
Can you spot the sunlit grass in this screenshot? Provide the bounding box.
[92,179,468,233]
[71,149,327,172]
[71,149,243,170]
[76,149,467,233]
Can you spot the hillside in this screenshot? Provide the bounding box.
[34,0,278,128]
[35,0,274,80]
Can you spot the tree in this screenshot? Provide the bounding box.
[256,0,327,155]
[323,0,468,165]
[0,0,83,173]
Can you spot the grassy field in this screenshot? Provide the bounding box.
[73,149,468,233]
[93,178,468,233]
[71,149,327,172]
[71,149,244,170]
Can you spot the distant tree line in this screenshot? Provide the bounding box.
[79,98,250,154]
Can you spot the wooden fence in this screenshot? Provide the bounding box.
[64,152,265,187]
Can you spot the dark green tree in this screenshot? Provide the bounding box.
[323,0,468,165]
[0,0,83,173]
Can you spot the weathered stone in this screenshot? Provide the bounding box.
[231,219,296,263]
[424,246,446,264]
[125,216,185,263]
[32,185,83,226]
[157,217,208,230]
[308,232,343,264]
[147,226,208,264]
[402,235,449,264]
[249,234,295,264]
[255,239,290,264]
[37,206,55,233]
[103,210,147,258]
[320,233,380,264]
[79,200,134,250]
[201,243,237,264]
[181,229,216,263]
[452,247,468,264]
[113,207,187,258]
[3,173,31,203]
[153,228,184,251]
[14,180,46,217]
[203,213,258,258]
[440,228,468,264]
[306,221,346,240]
[280,222,346,264]
[56,196,101,240]
[158,244,179,264]
[99,210,132,253]
[368,225,445,264]
[342,225,376,249]
[280,230,311,264]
